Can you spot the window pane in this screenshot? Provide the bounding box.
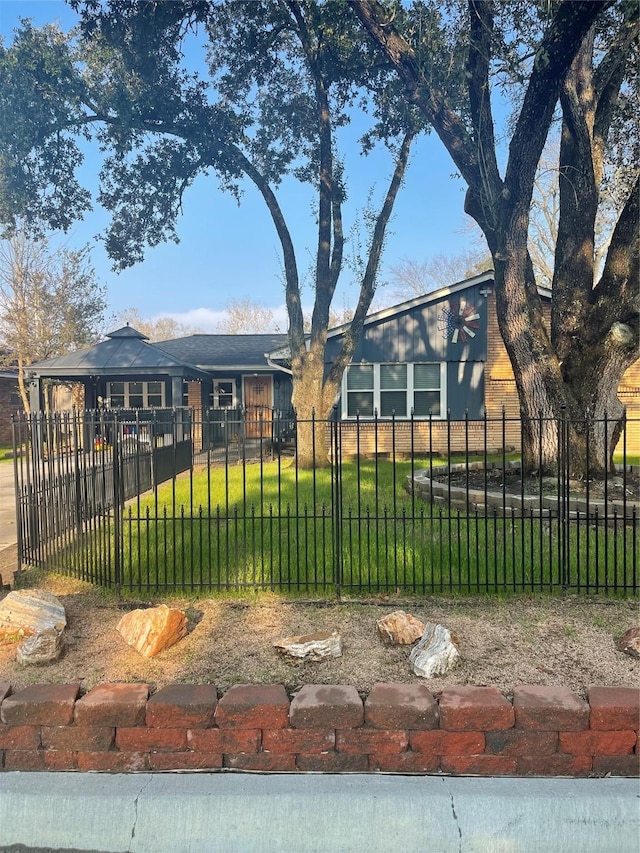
[414,390,441,416]
[347,365,373,390]
[347,391,374,417]
[109,382,124,395]
[147,382,162,395]
[110,395,125,409]
[380,364,406,389]
[414,363,440,389]
[128,382,144,409]
[381,391,406,417]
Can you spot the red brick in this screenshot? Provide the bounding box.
[149,751,223,771]
[187,728,259,753]
[514,686,588,731]
[485,730,558,756]
[441,754,517,775]
[41,726,114,752]
[215,685,289,729]
[290,685,363,729]
[0,684,79,726]
[336,729,408,755]
[223,753,295,771]
[74,683,149,727]
[262,728,335,754]
[42,750,77,771]
[369,751,440,773]
[438,687,514,731]
[365,683,438,730]
[516,755,591,777]
[588,687,640,731]
[147,684,218,729]
[76,751,149,772]
[592,754,640,777]
[559,730,636,756]
[296,752,369,772]
[0,725,40,750]
[4,750,48,771]
[410,730,485,755]
[116,727,187,753]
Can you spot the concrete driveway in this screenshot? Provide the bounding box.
[0,461,16,553]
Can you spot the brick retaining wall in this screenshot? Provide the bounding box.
[0,682,638,776]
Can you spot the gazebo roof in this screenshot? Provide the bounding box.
[28,325,210,380]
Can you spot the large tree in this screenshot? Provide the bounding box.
[0,229,106,412]
[0,0,424,465]
[350,0,639,473]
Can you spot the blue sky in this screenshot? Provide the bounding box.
[1,0,482,332]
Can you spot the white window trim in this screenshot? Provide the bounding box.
[213,378,236,409]
[341,362,447,420]
[107,380,166,409]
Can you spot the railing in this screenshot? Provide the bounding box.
[12,408,639,597]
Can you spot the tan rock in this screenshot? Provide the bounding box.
[377,610,426,645]
[117,605,188,658]
[274,630,343,660]
[410,623,460,678]
[616,627,640,659]
[0,589,66,640]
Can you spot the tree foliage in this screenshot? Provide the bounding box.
[350,0,639,472]
[116,307,203,341]
[0,229,106,411]
[0,0,426,463]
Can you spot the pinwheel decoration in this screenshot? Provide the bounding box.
[437,299,481,344]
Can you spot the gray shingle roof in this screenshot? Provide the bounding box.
[155,334,289,369]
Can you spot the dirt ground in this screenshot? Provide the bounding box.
[0,545,638,698]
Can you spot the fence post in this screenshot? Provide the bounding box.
[559,405,569,590]
[113,420,122,596]
[331,407,342,600]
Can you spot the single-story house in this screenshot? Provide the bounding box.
[26,272,639,454]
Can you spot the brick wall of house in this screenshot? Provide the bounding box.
[0,681,637,776]
[0,377,21,445]
[483,292,639,455]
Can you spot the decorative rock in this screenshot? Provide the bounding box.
[409,623,460,678]
[274,630,342,661]
[377,610,425,645]
[16,627,64,664]
[117,604,188,658]
[616,627,640,659]
[0,589,66,640]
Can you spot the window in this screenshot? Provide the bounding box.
[212,380,235,409]
[107,381,166,409]
[346,365,374,417]
[343,363,445,419]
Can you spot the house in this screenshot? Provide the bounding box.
[25,272,639,455]
[0,367,21,445]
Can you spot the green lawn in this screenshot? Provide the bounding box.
[97,459,635,596]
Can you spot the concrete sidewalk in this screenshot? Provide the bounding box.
[0,772,638,853]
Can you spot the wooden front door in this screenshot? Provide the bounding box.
[243,375,273,438]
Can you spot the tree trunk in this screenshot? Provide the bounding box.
[291,340,339,468]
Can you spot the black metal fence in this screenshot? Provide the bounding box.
[12,408,639,597]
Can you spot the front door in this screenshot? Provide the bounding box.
[243,375,273,438]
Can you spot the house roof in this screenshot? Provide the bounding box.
[155,334,289,371]
[28,326,210,380]
[267,270,504,360]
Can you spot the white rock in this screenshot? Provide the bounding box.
[17,627,64,665]
[410,623,460,678]
[274,630,343,661]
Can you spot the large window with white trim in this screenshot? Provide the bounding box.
[107,381,166,409]
[343,363,445,419]
[211,380,235,409]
